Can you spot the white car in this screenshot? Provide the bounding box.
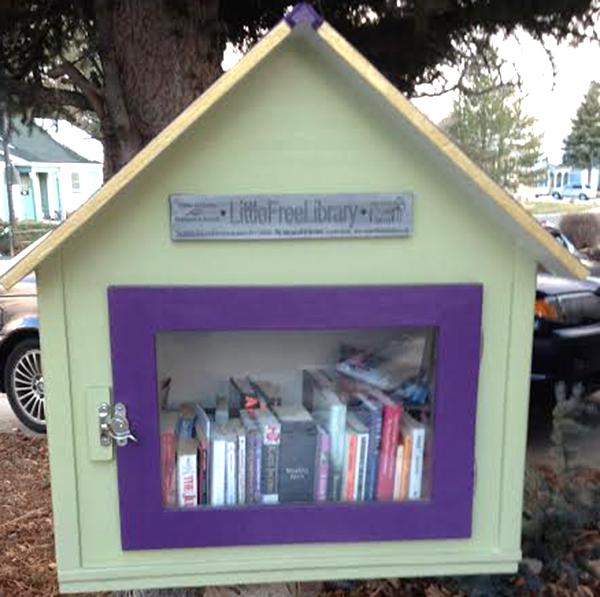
[552,183,596,201]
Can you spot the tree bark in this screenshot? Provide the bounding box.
[95,0,225,178]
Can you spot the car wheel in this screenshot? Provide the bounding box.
[5,338,46,433]
[552,192,562,199]
[579,193,588,201]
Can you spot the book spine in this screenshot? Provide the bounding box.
[365,409,382,501]
[225,440,237,505]
[314,428,330,501]
[210,440,226,506]
[393,444,404,500]
[343,433,357,501]
[260,424,279,504]
[399,435,413,500]
[253,432,262,502]
[376,405,401,500]
[355,433,369,501]
[160,432,177,507]
[245,430,256,503]
[237,432,246,504]
[198,438,209,505]
[408,428,426,499]
[177,452,197,508]
[329,405,346,501]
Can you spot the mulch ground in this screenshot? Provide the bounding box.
[1,431,598,597]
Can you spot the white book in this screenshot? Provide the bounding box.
[210,437,227,506]
[402,413,426,500]
[225,438,237,505]
[176,438,198,508]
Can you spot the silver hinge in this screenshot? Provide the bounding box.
[98,402,138,448]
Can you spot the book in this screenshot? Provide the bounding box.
[194,405,213,505]
[240,409,261,504]
[273,405,317,503]
[160,411,179,507]
[392,443,405,500]
[228,419,246,505]
[254,409,281,504]
[342,425,358,501]
[347,413,369,501]
[177,403,196,439]
[314,425,330,501]
[401,413,426,500]
[176,436,198,508]
[398,432,413,500]
[336,335,428,391]
[346,393,382,500]
[302,368,336,412]
[369,390,402,500]
[229,377,259,411]
[225,432,237,505]
[307,386,346,501]
[210,427,228,506]
[249,378,283,409]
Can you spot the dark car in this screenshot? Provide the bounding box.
[0,264,43,433]
[532,224,600,390]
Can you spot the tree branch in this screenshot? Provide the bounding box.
[47,60,104,118]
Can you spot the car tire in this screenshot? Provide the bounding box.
[552,192,562,199]
[5,337,46,433]
[579,193,588,201]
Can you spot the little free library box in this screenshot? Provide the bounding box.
[0,4,587,594]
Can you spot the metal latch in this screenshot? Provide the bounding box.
[98,403,138,447]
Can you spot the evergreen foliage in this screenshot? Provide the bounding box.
[563,81,600,187]
[444,48,543,192]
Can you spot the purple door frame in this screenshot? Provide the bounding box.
[108,285,482,550]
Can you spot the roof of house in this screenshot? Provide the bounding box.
[0,119,95,164]
[0,3,587,290]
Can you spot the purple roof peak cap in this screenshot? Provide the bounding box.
[285,3,324,29]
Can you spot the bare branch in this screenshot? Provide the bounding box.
[47,60,104,117]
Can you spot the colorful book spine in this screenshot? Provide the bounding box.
[176,438,198,508]
[399,433,413,500]
[314,425,330,501]
[392,444,405,500]
[240,410,259,503]
[347,394,382,501]
[342,428,358,501]
[237,427,246,505]
[160,413,178,507]
[372,393,402,500]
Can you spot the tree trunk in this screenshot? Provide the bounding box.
[94,0,225,178]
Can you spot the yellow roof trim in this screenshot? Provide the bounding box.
[317,22,587,280]
[0,20,292,290]
[0,17,587,289]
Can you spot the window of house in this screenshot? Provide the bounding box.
[71,172,81,192]
[557,172,563,187]
[19,172,31,195]
[564,172,569,186]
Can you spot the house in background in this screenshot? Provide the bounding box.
[0,119,103,222]
[534,163,599,198]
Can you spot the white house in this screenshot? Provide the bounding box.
[0,119,103,222]
[535,162,600,198]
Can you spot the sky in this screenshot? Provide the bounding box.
[38,28,600,167]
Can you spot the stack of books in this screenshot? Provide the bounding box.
[161,350,431,508]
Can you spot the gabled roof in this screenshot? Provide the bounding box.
[0,119,95,164]
[0,3,587,289]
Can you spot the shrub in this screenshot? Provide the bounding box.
[559,213,600,250]
[0,220,58,256]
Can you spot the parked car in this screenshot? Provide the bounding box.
[0,261,43,433]
[533,225,600,390]
[552,183,596,201]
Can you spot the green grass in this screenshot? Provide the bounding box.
[524,200,600,215]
